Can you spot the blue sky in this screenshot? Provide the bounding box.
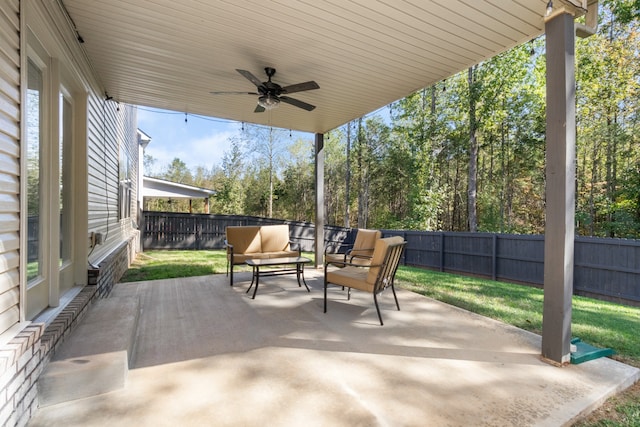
[136,107,245,176]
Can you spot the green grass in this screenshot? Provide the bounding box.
[120,250,228,282]
[396,266,640,367]
[120,250,316,283]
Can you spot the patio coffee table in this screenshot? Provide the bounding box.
[245,257,311,299]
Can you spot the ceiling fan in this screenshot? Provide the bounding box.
[211,67,319,113]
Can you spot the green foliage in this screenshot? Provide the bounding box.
[214,138,245,214]
[575,6,640,237]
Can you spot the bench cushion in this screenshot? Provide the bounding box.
[226,226,262,254]
[232,250,299,264]
[260,224,291,252]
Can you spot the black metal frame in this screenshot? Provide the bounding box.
[225,239,300,287]
[245,257,311,299]
[324,240,406,325]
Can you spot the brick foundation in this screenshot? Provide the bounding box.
[0,235,137,426]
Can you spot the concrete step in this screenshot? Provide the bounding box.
[37,296,141,407]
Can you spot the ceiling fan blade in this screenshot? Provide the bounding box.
[236,69,264,88]
[281,81,320,94]
[254,104,266,113]
[280,96,316,111]
[210,91,259,95]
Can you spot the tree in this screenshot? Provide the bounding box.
[143,153,156,176]
[214,137,245,214]
[468,66,479,232]
[575,3,640,236]
[163,158,192,183]
[278,138,315,221]
[344,121,353,227]
[324,128,348,226]
[243,124,289,218]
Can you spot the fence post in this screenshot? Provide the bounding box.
[196,219,202,250]
[492,234,497,281]
[440,232,445,272]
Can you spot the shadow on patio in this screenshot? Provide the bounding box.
[29,270,639,426]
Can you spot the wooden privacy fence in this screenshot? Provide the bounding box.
[142,212,640,305]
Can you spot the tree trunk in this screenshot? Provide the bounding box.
[356,118,370,228]
[589,138,598,235]
[345,121,351,227]
[268,129,274,218]
[468,66,478,232]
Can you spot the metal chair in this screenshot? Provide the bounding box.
[324,228,381,266]
[324,236,406,325]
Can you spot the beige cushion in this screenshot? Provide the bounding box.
[326,266,373,293]
[350,229,381,258]
[324,253,346,264]
[260,224,291,252]
[367,236,405,284]
[265,250,298,259]
[231,250,298,264]
[226,226,262,254]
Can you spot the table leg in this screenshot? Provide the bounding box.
[297,263,310,292]
[246,265,256,294]
[252,266,260,299]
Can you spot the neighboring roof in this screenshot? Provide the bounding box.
[143,177,216,199]
[137,128,152,143]
[137,128,152,149]
[61,1,588,134]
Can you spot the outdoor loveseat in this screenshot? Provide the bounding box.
[225,224,300,286]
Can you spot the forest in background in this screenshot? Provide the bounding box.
[144,1,640,238]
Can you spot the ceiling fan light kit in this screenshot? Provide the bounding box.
[258,94,280,110]
[211,67,319,113]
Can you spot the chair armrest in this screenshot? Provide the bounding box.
[224,240,234,255]
[289,240,302,256]
[348,253,373,262]
[325,242,354,255]
[346,246,374,255]
[325,259,382,269]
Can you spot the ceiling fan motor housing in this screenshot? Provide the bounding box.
[212,67,319,112]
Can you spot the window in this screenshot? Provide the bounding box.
[59,95,72,266]
[119,147,132,219]
[24,3,85,322]
[26,59,43,283]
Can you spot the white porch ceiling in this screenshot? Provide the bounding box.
[61,0,581,134]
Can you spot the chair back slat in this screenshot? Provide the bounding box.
[373,241,405,294]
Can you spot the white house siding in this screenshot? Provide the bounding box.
[0,0,21,338]
[86,98,139,266]
[0,1,139,424]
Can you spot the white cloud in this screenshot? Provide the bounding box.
[146,129,237,175]
[137,108,242,175]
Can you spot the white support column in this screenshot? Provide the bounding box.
[542,11,576,365]
[314,133,325,268]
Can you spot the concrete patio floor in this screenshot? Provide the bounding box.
[29,269,639,426]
